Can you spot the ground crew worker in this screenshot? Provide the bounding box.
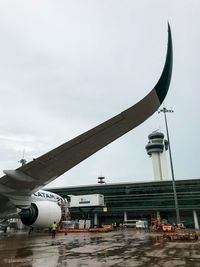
[51,221,57,239]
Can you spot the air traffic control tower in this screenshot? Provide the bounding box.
[145,131,169,181]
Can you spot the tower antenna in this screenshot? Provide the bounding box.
[18,149,27,166]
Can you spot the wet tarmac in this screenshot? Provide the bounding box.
[1,229,200,267]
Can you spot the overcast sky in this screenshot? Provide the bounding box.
[0,0,199,188]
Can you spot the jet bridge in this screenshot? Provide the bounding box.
[70,194,104,208]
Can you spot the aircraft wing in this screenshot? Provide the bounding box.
[0,25,173,197]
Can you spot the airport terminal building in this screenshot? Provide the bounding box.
[50,178,200,228]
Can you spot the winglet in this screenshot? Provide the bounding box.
[154,23,173,104]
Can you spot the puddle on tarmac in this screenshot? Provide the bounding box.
[1,229,200,266]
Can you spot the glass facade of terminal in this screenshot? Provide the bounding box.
[50,179,200,225]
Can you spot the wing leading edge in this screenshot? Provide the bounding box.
[0,24,173,195]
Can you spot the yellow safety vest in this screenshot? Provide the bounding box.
[51,223,57,231]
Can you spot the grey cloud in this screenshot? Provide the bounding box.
[0,1,199,188]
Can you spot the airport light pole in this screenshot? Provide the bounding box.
[158,106,181,224]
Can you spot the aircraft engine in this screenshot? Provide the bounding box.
[19,201,62,228]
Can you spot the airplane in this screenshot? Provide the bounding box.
[0,24,173,230]
[0,189,63,230]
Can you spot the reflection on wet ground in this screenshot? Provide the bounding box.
[1,229,200,266]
